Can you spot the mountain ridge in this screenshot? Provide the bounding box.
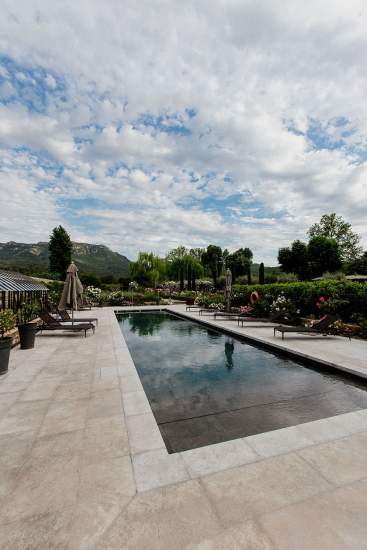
[0,241,130,277]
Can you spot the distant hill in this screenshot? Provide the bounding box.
[251,263,280,276]
[0,241,130,278]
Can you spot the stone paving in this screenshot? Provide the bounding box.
[1,306,367,548]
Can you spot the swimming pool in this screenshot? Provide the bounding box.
[117,310,367,453]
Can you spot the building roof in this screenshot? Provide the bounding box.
[0,270,49,292]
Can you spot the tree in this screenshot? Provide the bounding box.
[226,248,253,283]
[247,265,252,285]
[259,262,265,284]
[129,252,166,286]
[202,245,222,289]
[166,247,188,290]
[308,236,342,277]
[186,254,203,290]
[308,213,362,263]
[49,226,72,279]
[346,251,367,275]
[278,240,310,280]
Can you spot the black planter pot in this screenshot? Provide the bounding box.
[0,337,12,375]
[18,323,37,350]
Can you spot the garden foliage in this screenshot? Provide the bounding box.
[232,281,367,321]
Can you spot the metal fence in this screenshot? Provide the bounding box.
[0,270,49,312]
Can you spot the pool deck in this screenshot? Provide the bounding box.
[1,305,367,548]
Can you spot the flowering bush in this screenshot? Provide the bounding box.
[107,291,126,305]
[160,281,180,293]
[240,305,254,316]
[194,293,205,305]
[316,296,327,309]
[316,296,348,314]
[208,302,225,310]
[129,281,139,290]
[195,280,214,292]
[85,286,102,299]
[270,293,299,321]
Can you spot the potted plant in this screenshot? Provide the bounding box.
[17,301,40,350]
[0,309,17,374]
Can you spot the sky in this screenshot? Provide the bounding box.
[1,0,367,264]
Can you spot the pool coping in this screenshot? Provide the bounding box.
[111,306,367,493]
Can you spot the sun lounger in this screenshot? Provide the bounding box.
[273,315,343,340]
[237,311,283,326]
[59,309,99,325]
[40,312,95,337]
[213,311,240,319]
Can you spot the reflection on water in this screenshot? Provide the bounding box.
[128,311,167,336]
[224,339,234,370]
[117,311,367,452]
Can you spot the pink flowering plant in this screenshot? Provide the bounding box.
[239,305,254,316]
[270,293,299,322]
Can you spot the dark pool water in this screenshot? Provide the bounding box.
[117,311,367,453]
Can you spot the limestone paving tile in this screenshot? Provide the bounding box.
[0,430,36,469]
[0,392,22,415]
[20,379,59,401]
[97,479,222,550]
[122,390,151,416]
[91,376,120,392]
[0,507,73,550]
[0,379,33,394]
[31,429,84,459]
[259,479,367,550]
[328,410,367,435]
[126,412,165,455]
[82,415,130,461]
[244,425,314,458]
[133,448,190,492]
[52,381,91,402]
[181,438,259,478]
[87,388,124,420]
[68,455,135,550]
[297,416,355,443]
[0,399,49,435]
[201,452,332,527]
[184,519,276,550]
[0,453,80,524]
[39,398,89,436]
[119,373,144,392]
[0,466,21,498]
[298,431,367,486]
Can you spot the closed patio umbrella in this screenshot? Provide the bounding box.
[58,262,84,324]
[225,268,232,312]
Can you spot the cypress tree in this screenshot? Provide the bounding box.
[247,265,252,285]
[48,226,72,279]
[187,263,192,291]
[259,262,265,284]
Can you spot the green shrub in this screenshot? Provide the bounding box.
[107,291,126,305]
[194,293,226,307]
[0,309,17,338]
[232,281,367,321]
[17,301,41,324]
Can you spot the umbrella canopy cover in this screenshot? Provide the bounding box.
[225,269,232,295]
[58,262,84,312]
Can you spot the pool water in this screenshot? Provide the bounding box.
[117,311,367,453]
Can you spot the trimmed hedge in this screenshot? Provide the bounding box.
[232,281,367,321]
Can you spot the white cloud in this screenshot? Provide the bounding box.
[0,0,367,263]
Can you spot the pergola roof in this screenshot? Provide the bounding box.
[0,270,49,292]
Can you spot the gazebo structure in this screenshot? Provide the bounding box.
[0,269,49,312]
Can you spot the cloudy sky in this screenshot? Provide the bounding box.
[1,1,367,263]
